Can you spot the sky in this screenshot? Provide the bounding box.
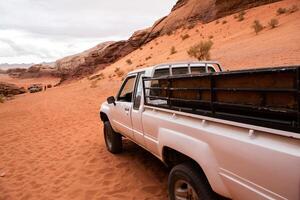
[0,0,176,64]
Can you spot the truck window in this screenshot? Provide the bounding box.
[191,66,215,74]
[117,76,136,102]
[133,72,145,110]
[172,67,188,75]
[153,68,170,77]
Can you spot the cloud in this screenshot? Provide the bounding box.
[0,0,176,64]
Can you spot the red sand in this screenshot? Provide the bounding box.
[0,0,300,199]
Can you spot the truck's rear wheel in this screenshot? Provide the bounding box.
[103,121,122,154]
[168,162,215,200]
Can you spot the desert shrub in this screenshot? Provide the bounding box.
[209,35,214,39]
[222,20,227,24]
[187,23,195,29]
[114,67,124,77]
[181,34,190,40]
[288,5,298,13]
[277,7,287,15]
[166,31,173,36]
[170,46,177,55]
[237,11,246,21]
[145,56,152,61]
[252,20,264,34]
[90,80,98,88]
[126,59,133,65]
[88,73,105,80]
[268,18,279,28]
[187,40,214,61]
[215,20,220,24]
[0,95,4,103]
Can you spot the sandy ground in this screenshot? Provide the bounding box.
[0,0,300,199]
[0,78,168,200]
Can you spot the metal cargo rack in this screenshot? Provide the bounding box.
[143,65,300,134]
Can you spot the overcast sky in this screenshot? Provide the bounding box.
[0,0,176,64]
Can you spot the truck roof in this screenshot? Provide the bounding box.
[128,61,222,75]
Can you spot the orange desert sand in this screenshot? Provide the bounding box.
[1,0,300,199]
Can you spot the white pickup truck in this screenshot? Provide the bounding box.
[100,61,300,200]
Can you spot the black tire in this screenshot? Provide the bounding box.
[103,121,122,154]
[168,162,215,200]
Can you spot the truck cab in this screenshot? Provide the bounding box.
[101,62,221,149]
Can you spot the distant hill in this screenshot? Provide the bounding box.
[0,62,55,70]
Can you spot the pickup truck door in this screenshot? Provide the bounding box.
[131,72,146,146]
[111,75,137,139]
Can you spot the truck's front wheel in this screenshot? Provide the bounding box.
[103,121,122,154]
[168,162,215,200]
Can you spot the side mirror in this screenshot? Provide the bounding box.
[107,96,116,106]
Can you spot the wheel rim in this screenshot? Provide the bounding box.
[174,180,199,200]
[105,126,113,150]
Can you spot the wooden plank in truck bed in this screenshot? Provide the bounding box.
[143,66,300,134]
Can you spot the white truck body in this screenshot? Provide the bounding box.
[100,62,300,200]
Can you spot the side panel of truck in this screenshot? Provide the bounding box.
[141,107,300,200]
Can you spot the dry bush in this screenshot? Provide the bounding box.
[90,80,98,88]
[187,23,195,29]
[0,95,4,103]
[170,46,177,55]
[222,20,227,24]
[126,59,133,65]
[166,31,173,36]
[237,11,246,21]
[88,73,105,80]
[277,7,287,15]
[209,35,214,39]
[252,20,264,34]
[114,67,125,77]
[288,5,298,13]
[145,56,152,61]
[181,34,190,40]
[268,18,279,29]
[215,20,220,24]
[187,40,214,61]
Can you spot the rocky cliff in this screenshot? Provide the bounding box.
[0,82,26,97]
[55,0,281,81]
[6,64,57,79]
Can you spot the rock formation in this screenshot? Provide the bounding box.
[0,82,26,97]
[53,0,281,81]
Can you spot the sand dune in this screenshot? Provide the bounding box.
[0,79,168,200]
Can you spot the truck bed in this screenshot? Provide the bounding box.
[143,66,300,134]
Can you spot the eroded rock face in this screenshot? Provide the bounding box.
[0,82,26,97]
[6,64,58,79]
[54,0,281,81]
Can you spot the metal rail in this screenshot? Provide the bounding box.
[143,66,300,133]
